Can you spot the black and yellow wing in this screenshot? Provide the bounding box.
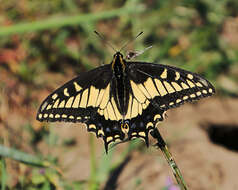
[37,64,113,123]
[37,64,126,151]
[118,61,215,147]
[127,62,215,111]
[37,59,215,152]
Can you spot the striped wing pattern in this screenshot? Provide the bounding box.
[37,64,112,123]
[128,62,215,111]
[37,61,215,151]
[106,61,215,149]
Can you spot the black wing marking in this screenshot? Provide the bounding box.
[86,97,166,152]
[36,59,216,152]
[36,64,112,123]
[110,77,166,147]
[85,112,124,153]
[114,61,216,147]
[127,61,215,111]
[37,64,126,152]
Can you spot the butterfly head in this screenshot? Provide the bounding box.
[112,52,125,70]
[113,51,124,58]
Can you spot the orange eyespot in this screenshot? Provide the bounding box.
[121,123,129,134]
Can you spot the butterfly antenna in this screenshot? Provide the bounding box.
[119,31,144,52]
[94,31,117,52]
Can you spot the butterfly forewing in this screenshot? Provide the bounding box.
[128,62,215,111]
[37,64,113,123]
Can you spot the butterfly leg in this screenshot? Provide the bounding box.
[150,128,188,190]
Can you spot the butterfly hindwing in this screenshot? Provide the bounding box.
[85,112,125,152]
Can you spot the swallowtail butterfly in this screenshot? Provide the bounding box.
[37,49,215,152]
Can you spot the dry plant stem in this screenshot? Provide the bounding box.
[150,128,188,190]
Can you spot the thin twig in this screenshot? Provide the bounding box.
[150,128,188,190]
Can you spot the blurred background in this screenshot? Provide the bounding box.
[0,0,238,189]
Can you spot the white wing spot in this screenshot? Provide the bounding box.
[64,88,70,96]
[106,136,113,142]
[46,104,52,110]
[74,82,82,92]
[208,88,213,93]
[169,102,174,106]
[146,122,153,129]
[187,74,194,80]
[196,82,203,87]
[89,124,96,129]
[199,78,208,87]
[52,93,58,100]
[161,69,167,79]
[175,72,180,80]
[41,101,48,111]
[69,115,74,119]
[98,130,104,136]
[196,91,202,96]
[154,114,161,121]
[183,96,188,100]
[138,132,146,137]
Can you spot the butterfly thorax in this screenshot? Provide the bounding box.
[111,52,128,116]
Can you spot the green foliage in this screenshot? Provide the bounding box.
[1,159,7,190]
[0,145,50,167]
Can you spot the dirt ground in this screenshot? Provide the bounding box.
[50,97,238,190]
